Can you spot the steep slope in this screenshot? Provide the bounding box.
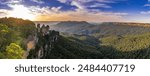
[28,34,103,59]
[47,36,103,59]
[60,32,100,47]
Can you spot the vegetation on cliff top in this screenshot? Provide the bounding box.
[0,17,36,59]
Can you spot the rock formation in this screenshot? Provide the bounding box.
[27,24,60,59]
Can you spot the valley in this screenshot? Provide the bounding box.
[0,17,150,59]
[32,21,150,59]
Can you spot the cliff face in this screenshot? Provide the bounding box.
[27,24,59,59]
[27,24,102,59]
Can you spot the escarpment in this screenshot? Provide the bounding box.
[27,24,60,59]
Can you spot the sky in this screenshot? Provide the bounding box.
[0,0,150,23]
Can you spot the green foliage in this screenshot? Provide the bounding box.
[0,17,36,38]
[0,17,36,59]
[0,24,9,33]
[0,52,5,59]
[0,24,16,51]
[98,33,150,59]
[56,32,150,59]
[101,33,150,51]
[28,35,103,59]
[5,43,24,59]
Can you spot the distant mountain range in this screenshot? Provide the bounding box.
[35,21,150,36]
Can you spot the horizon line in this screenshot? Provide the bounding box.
[33,20,150,24]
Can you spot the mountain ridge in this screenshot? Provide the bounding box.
[45,21,150,36]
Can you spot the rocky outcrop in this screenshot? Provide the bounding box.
[27,24,59,59]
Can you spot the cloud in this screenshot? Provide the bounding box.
[31,5,127,22]
[55,0,127,21]
[0,2,127,22]
[71,1,84,9]
[35,11,127,22]
[144,0,150,7]
[57,0,68,3]
[51,7,62,12]
[144,4,150,6]
[0,4,37,20]
[29,6,62,15]
[57,0,85,9]
[57,0,116,3]
[141,11,150,14]
[57,0,126,10]
[30,0,44,4]
[0,0,128,22]
[8,5,36,20]
[0,9,9,17]
[0,0,23,5]
[89,3,112,8]
[29,6,51,15]
[80,0,119,3]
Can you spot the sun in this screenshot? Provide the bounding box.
[9,5,35,20]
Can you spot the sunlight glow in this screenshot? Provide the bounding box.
[9,5,35,20]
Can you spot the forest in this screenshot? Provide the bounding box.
[50,32,150,59]
[0,17,36,59]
